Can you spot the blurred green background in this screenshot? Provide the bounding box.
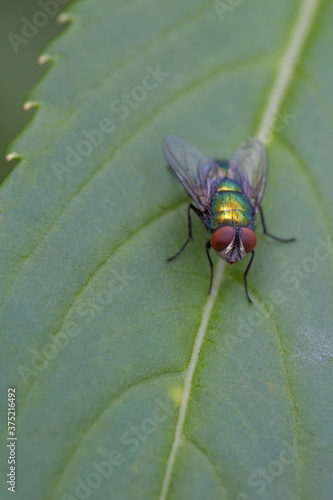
[0,0,72,184]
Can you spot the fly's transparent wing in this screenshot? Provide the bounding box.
[162,136,225,211]
[228,138,268,213]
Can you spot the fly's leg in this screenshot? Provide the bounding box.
[166,203,202,261]
[244,250,255,304]
[259,206,296,242]
[205,240,214,295]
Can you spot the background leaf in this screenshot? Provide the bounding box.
[1,0,333,499]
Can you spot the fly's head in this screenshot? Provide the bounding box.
[210,226,257,264]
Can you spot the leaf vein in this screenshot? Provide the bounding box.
[184,435,231,498]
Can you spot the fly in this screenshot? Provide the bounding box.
[162,136,295,303]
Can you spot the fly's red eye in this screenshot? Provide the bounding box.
[241,227,257,253]
[210,226,234,252]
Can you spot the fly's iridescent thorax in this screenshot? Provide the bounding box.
[209,176,253,231]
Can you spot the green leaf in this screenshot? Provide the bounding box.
[1,0,333,499]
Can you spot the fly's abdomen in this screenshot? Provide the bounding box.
[210,179,253,230]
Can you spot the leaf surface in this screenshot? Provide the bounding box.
[1,1,333,499]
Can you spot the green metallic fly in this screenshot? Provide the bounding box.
[162,136,295,303]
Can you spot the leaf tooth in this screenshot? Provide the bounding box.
[23,101,41,111]
[38,54,54,66]
[6,152,22,162]
[57,12,76,25]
